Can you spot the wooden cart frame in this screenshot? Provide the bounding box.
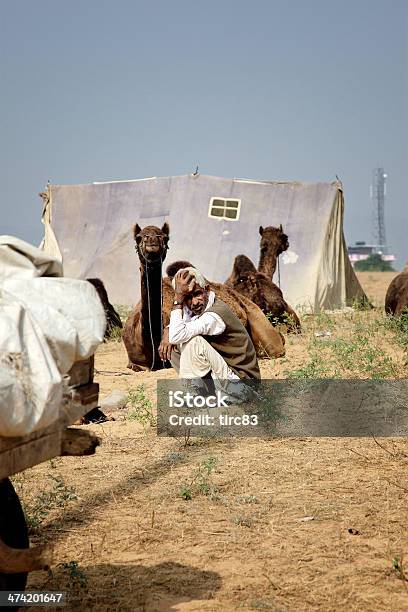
[0,357,100,585]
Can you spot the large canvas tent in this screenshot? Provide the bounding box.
[41,173,366,311]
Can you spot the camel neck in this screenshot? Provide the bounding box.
[139,260,163,369]
[258,251,278,279]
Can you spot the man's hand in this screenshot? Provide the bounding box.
[174,269,196,302]
[158,327,173,361]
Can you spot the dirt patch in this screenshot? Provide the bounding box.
[356,271,399,308]
[17,273,408,611]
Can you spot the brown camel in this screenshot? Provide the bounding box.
[385,272,408,316]
[122,223,170,371]
[164,261,285,359]
[225,254,301,331]
[258,224,289,278]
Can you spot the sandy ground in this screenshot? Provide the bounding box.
[19,271,408,611]
[355,272,398,308]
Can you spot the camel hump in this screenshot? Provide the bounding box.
[233,255,257,275]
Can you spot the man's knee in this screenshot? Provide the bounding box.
[182,335,206,354]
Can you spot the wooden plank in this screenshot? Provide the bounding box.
[0,422,60,454]
[0,383,99,452]
[61,383,99,426]
[67,356,94,387]
[0,431,62,480]
[0,382,100,478]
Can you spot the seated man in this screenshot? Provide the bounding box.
[158,267,260,398]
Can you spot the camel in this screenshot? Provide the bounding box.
[123,223,285,372]
[87,278,122,340]
[385,272,408,316]
[258,224,289,278]
[122,223,170,371]
[225,254,301,331]
[164,261,285,359]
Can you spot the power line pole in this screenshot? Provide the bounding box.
[371,167,387,254]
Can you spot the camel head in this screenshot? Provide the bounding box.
[259,224,289,256]
[133,222,169,264]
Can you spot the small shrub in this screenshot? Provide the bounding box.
[125,385,155,426]
[233,515,253,527]
[392,555,408,581]
[236,495,259,504]
[59,561,88,587]
[180,486,193,501]
[22,474,77,533]
[179,456,218,501]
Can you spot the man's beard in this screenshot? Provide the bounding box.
[191,304,205,315]
[191,295,209,316]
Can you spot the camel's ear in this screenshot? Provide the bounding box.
[279,224,283,232]
[162,222,170,236]
[133,224,142,242]
[259,226,264,236]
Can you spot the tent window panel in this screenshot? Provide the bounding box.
[208,197,241,221]
[211,208,224,217]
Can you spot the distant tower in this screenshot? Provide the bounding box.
[371,167,387,254]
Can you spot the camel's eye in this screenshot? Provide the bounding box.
[238,277,246,284]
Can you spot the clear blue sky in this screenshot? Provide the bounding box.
[1,0,407,267]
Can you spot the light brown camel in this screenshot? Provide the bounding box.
[164,261,285,359]
[225,254,301,331]
[258,224,289,278]
[122,223,170,371]
[385,272,408,316]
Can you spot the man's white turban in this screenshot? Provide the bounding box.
[171,267,207,290]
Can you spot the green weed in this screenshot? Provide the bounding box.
[19,473,77,533]
[392,555,408,581]
[233,515,253,527]
[179,456,218,501]
[125,385,155,426]
[59,561,88,587]
[107,325,123,343]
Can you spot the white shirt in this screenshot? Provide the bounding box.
[168,291,225,345]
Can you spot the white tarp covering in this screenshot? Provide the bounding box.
[0,236,106,437]
[40,174,366,311]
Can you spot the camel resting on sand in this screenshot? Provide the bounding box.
[225,254,301,332]
[385,272,408,316]
[164,260,285,359]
